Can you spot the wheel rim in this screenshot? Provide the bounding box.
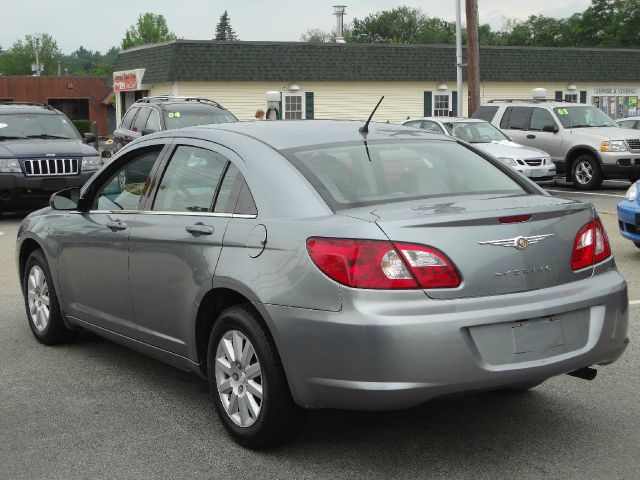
[27,265,50,332]
[575,160,593,185]
[215,330,263,428]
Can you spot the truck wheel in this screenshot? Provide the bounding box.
[572,154,603,190]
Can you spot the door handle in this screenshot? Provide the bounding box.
[526,134,536,139]
[106,221,127,231]
[186,223,214,235]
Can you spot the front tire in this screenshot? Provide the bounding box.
[23,249,75,345]
[207,305,306,449]
[571,155,602,190]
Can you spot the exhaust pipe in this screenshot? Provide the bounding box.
[567,367,597,381]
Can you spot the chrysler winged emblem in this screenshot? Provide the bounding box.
[478,234,554,250]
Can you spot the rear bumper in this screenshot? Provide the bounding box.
[617,200,640,242]
[265,267,628,410]
[0,171,95,210]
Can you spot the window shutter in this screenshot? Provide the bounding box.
[579,91,587,104]
[555,91,563,101]
[424,91,432,117]
[452,91,458,116]
[305,92,314,120]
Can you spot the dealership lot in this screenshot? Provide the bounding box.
[1,184,638,479]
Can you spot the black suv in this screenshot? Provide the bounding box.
[0,102,101,212]
[113,96,237,150]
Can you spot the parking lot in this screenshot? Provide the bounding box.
[0,181,638,480]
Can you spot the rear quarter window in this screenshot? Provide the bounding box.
[472,106,499,122]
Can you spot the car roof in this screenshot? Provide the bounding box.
[405,117,487,124]
[0,103,59,115]
[480,101,585,109]
[165,120,455,151]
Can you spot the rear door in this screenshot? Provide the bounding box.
[499,106,532,145]
[127,139,240,356]
[113,106,139,150]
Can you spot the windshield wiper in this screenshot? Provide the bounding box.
[567,124,591,128]
[0,135,27,140]
[25,134,72,139]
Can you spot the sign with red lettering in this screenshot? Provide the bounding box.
[113,69,145,92]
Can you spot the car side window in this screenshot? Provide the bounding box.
[404,121,422,129]
[153,145,227,213]
[92,149,161,211]
[145,109,161,132]
[132,108,151,133]
[472,105,499,122]
[422,121,444,134]
[120,107,138,130]
[530,108,557,131]
[505,107,532,130]
[213,163,257,216]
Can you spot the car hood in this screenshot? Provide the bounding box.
[473,141,549,159]
[567,126,640,141]
[0,138,98,158]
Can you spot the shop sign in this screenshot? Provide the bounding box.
[592,87,638,95]
[113,69,145,92]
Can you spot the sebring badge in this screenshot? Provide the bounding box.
[478,234,554,250]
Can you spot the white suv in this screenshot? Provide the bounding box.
[473,100,640,189]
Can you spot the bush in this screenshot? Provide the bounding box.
[72,119,91,135]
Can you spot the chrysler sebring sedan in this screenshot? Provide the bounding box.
[17,121,628,449]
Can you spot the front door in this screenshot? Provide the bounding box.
[128,141,240,356]
[55,145,165,336]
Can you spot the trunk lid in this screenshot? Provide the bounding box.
[341,193,595,299]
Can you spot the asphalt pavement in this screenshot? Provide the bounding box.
[0,185,638,479]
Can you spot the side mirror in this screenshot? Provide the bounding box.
[50,187,80,211]
[141,128,156,136]
[542,124,559,133]
[83,132,96,143]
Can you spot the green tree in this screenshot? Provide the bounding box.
[300,28,335,43]
[1,33,62,75]
[121,13,177,50]
[214,10,238,41]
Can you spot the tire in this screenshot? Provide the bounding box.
[207,305,306,449]
[22,249,75,345]
[634,242,640,249]
[571,154,602,190]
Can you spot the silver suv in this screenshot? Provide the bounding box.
[473,100,640,189]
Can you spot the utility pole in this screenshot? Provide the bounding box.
[465,0,480,116]
[455,0,463,117]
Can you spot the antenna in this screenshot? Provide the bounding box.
[359,96,384,134]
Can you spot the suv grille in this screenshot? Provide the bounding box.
[626,139,640,151]
[23,158,79,176]
[524,158,543,166]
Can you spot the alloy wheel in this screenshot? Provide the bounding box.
[27,265,50,332]
[215,330,263,427]
[575,160,593,185]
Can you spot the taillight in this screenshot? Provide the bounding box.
[571,219,611,271]
[306,237,461,289]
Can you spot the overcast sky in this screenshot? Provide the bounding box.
[1,0,591,53]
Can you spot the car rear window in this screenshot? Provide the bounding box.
[471,105,499,122]
[285,140,526,210]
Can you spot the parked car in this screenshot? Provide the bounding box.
[0,101,102,212]
[17,121,628,449]
[617,118,640,130]
[113,96,237,151]
[473,99,640,190]
[402,117,556,182]
[617,180,640,248]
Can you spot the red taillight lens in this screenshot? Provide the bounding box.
[571,219,611,271]
[306,237,461,289]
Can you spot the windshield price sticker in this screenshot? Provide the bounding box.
[557,108,569,115]
[167,112,181,118]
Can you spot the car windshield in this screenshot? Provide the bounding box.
[553,106,619,128]
[0,112,80,139]
[442,121,510,143]
[285,140,525,210]
[164,105,237,129]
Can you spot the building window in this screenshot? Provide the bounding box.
[564,93,578,103]
[433,94,450,117]
[283,94,304,120]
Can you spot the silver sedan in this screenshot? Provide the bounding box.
[17,121,628,449]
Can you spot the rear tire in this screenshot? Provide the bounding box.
[207,305,306,449]
[23,249,75,345]
[634,242,640,249]
[571,154,602,190]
